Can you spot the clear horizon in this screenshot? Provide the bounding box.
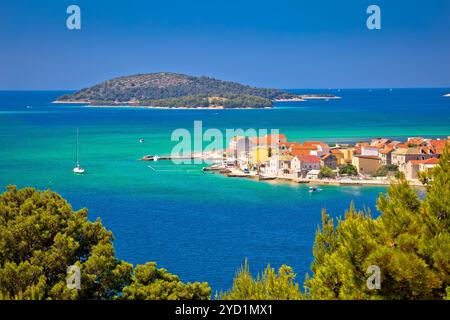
[1,0,450,90]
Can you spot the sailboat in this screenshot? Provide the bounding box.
[73,128,85,174]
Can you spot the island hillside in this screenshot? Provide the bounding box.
[56,72,301,109]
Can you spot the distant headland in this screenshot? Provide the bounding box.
[54,72,339,109]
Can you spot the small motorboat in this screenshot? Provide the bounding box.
[309,186,322,193]
[139,138,145,143]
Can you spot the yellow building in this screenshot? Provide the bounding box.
[352,155,381,176]
[335,148,354,165]
[251,146,271,165]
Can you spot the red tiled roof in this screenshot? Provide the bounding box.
[410,158,439,165]
[387,141,402,147]
[290,149,313,157]
[356,142,370,147]
[407,137,426,145]
[303,141,329,148]
[379,147,394,154]
[394,143,408,149]
[429,140,448,154]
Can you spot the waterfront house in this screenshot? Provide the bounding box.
[352,155,382,176]
[267,154,294,176]
[291,156,302,177]
[295,155,321,178]
[279,154,294,175]
[267,154,279,175]
[404,158,439,180]
[320,153,338,169]
[391,147,438,171]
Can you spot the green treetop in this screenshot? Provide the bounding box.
[0,186,210,300]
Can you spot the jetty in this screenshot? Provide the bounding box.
[140,155,196,161]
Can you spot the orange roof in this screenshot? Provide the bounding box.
[330,149,344,155]
[423,158,440,164]
[303,141,329,148]
[410,158,439,165]
[379,147,394,154]
[291,149,313,157]
[356,142,370,147]
[387,141,402,147]
[295,155,321,163]
[407,137,426,145]
[395,143,408,149]
[279,141,302,149]
[429,140,448,154]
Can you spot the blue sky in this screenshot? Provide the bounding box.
[1,0,449,89]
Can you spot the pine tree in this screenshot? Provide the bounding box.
[220,259,303,300]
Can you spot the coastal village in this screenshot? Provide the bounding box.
[203,134,449,186]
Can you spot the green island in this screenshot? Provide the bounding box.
[1,147,449,300]
[55,72,302,109]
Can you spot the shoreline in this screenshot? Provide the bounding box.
[52,101,272,110]
[221,170,423,187]
[202,166,423,187]
[53,94,341,109]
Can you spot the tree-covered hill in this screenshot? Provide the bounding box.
[56,72,299,108]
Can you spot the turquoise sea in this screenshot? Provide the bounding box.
[0,89,449,292]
